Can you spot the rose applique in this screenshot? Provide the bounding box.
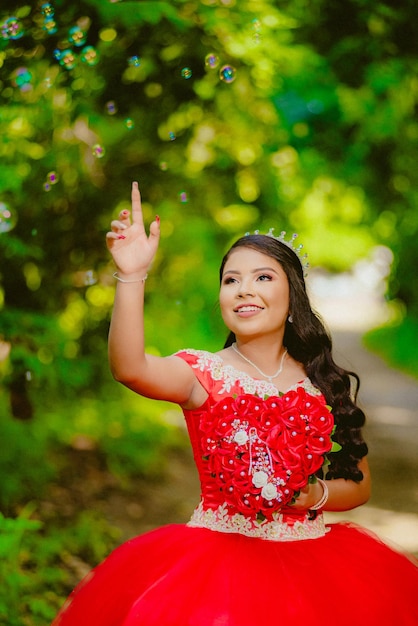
[199,388,334,519]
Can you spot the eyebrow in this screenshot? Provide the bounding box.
[223,266,280,276]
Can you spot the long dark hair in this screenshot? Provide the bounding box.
[219,234,368,482]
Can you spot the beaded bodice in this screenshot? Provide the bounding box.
[176,350,334,542]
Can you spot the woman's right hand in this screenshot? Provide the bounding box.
[106,181,160,278]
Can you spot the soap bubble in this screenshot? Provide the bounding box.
[251,18,262,42]
[128,55,141,67]
[41,3,55,17]
[219,65,236,83]
[168,131,176,141]
[58,49,78,70]
[181,67,192,79]
[81,46,99,66]
[106,101,117,115]
[1,17,25,41]
[12,67,32,90]
[159,161,168,171]
[92,144,105,158]
[125,118,135,130]
[179,191,188,203]
[84,270,97,286]
[68,25,87,47]
[43,18,57,35]
[204,53,220,69]
[46,171,59,185]
[43,182,52,192]
[0,202,17,233]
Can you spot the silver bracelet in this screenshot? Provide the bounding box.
[310,478,329,511]
[113,271,148,283]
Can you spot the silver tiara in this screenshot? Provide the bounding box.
[245,228,310,276]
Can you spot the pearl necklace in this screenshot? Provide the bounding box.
[231,343,288,383]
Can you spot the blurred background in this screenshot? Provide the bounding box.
[0,0,417,622]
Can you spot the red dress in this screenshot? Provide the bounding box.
[53,350,418,626]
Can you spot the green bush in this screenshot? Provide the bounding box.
[0,505,120,625]
[363,316,418,380]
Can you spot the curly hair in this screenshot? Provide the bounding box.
[219,234,368,482]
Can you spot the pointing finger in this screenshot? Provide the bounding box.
[131,181,143,225]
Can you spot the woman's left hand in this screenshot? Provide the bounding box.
[290,480,323,510]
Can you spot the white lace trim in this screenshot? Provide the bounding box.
[187,501,328,542]
[178,349,322,397]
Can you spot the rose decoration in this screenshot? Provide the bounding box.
[199,387,335,520]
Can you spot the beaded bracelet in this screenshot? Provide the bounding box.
[113,272,148,283]
[310,478,329,511]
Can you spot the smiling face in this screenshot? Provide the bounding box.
[219,247,290,341]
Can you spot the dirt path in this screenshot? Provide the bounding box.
[310,265,418,554]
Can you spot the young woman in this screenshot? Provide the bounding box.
[53,182,418,625]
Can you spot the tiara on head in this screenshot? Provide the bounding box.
[245,228,310,276]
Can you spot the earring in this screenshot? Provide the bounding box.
[288,315,293,323]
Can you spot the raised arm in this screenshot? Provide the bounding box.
[106,182,196,404]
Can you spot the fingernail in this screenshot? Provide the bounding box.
[133,181,138,188]
[122,210,129,216]
[117,234,126,240]
[155,215,160,224]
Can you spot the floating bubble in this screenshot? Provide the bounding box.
[12,67,32,89]
[159,161,168,171]
[204,53,220,69]
[128,55,141,67]
[125,118,135,130]
[68,25,87,47]
[219,64,236,83]
[0,202,17,233]
[168,131,176,141]
[106,100,117,115]
[47,171,59,185]
[181,67,192,79]
[43,182,52,192]
[81,46,99,66]
[53,48,62,60]
[84,270,97,286]
[179,191,188,203]
[58,49,77,70]
[43,18,57,35]
[41,3,55,17]
[92,144,105,158]
[1,17,25,41]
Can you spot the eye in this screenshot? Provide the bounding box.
[223,276,237,285]
[257,274,272,281]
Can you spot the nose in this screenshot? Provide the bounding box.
[237,278,255,297]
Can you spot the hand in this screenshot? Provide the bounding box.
[106,182,160,277]
[290,480,323,511]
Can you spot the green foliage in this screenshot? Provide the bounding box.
[0,505,120,625]
[1,0,418,620]
[363,315,418,380]
[0,396,55,510]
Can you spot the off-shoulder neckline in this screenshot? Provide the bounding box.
[177,348,320,397]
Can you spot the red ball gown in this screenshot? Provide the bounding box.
[53,350,418,625]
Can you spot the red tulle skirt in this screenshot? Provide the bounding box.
[53,521,418,626]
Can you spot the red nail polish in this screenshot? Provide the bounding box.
[155,215,160,224]
[122,210,129,216]
[117,234,126,240]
